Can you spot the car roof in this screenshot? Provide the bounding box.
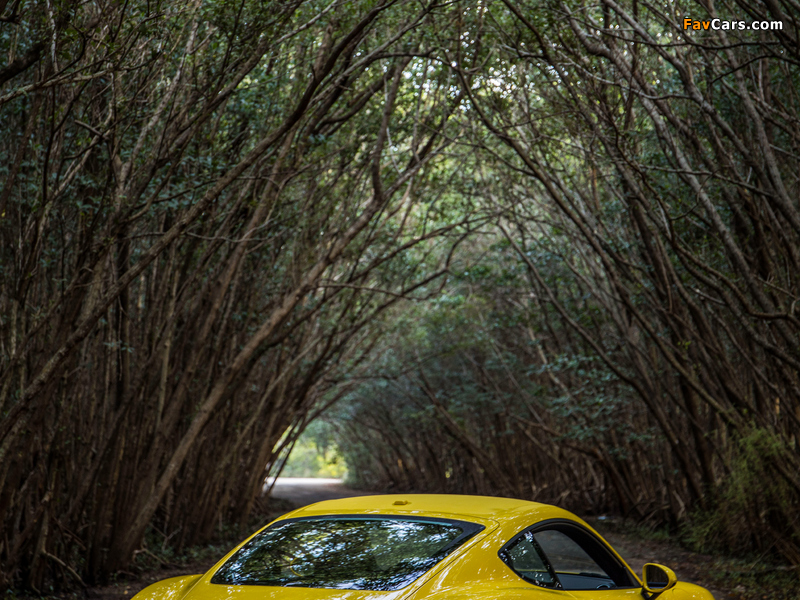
[281,493,575,526]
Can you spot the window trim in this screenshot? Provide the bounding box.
[498,529,561,589]
[498,518,638,591]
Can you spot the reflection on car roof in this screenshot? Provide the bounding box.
[288,494,568,523]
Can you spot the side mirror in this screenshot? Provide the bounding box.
[642,563,677,594]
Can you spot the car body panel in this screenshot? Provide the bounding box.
[132,494,714,600]
[133,575,202,600]
[567,590,654,600]
[658,581,717,599]
[179,580,404,600]
[415,582,583,600]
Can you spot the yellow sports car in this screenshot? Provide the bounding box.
[133,495,714,600]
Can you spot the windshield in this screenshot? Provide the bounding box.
[211,516,484,591]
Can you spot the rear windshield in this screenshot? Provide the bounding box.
[211,516,483,591]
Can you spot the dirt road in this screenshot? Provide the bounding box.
[265,476,372,505]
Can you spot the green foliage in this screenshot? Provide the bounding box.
[325,232,649,509]
[281,424,348,479]
[682,428,800,559]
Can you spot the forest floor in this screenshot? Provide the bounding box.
[587,517,798,600]
[12,479,797,600]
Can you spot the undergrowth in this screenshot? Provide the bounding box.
[680,428,800,566]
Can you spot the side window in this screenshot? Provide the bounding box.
[500,531,557,588]
[532,530,615,590]
[500,522,635,592]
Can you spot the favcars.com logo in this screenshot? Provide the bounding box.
[683,18,783,31]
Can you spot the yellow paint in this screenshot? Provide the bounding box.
[132,495,714,600]
[643,563,678,593]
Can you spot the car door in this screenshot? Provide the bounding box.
[499,519,641,599]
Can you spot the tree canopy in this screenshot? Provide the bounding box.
[1,0,799,589]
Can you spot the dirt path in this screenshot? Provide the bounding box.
[265,476,372,504]
[586,519,726,599]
